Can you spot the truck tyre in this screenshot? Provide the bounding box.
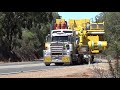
[85,55,94,64]
[78,54,83,64]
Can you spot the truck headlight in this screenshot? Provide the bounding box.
[66,44,70,50]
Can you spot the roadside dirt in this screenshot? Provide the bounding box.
[0,60,112,78]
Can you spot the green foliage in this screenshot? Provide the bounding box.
[22,30,35,41]
[0,12,60,62]
[96,12,120,58]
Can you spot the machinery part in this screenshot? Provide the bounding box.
[87,32,105,35]
[88,41,107,51]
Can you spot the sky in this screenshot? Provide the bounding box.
[58,12,101,22]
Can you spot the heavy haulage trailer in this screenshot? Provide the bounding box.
[43,19,107,66]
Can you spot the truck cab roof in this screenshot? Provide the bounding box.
[51,29,74,36]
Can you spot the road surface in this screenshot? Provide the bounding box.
[0,58,105,75]
[0,60,68,75]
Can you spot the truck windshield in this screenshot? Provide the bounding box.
[52,36,68,42]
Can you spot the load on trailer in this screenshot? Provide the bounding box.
[68,19,107,64]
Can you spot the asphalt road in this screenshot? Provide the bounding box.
[0,60,68,75]
[0,58,105,75]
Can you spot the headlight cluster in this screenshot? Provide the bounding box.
[63,44,70,50]
[66,44,70,50]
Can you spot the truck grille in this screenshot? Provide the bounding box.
[52,53,62,55]
[50,43,64,59]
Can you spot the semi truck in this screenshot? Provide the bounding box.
[43,19,107,66]
[43,19,78,66]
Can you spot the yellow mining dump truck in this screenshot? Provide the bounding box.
[68,19,107,64]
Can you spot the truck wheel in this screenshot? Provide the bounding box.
[78,54,83,64]
[91,55,94,63]
[85,55,94,64]
[90,55,94,64]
